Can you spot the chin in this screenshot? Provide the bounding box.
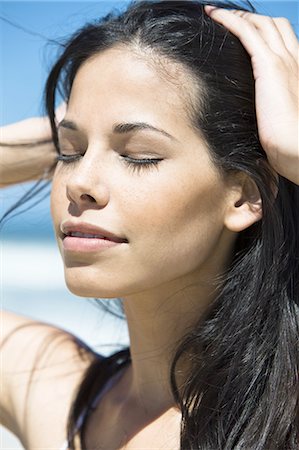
[63,270,125,298]
[65,280,120,298]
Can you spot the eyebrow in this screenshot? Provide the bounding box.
[58,119,178,142]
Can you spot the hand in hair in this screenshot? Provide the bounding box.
[0,103,66,187]
[205,5,299,185]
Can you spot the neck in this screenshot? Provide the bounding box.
[116,226,237,422]
[122,261,226,418]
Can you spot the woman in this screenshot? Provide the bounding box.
[1,1,298,449]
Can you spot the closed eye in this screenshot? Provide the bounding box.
[121,155,162,173]
[56,153,163,172]
[56,154,82,163]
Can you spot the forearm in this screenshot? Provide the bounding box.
[0,117,57,187]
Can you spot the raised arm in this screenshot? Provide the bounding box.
[0,105,65,187]
[205,6,299,186]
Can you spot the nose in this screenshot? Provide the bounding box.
[65,151,110,211]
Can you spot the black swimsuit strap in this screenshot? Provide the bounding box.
[77,347,131,431]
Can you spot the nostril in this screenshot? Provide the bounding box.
[81,193,97,203]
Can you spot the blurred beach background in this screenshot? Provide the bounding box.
[0,1,298,448]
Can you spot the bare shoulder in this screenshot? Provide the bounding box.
[0,309,99,449]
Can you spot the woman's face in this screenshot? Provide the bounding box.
[51,47,234,298]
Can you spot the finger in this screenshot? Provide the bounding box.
[204,7,274,60]
[272,17,299,60]
[224,10,288,56]
[55,102,67,122]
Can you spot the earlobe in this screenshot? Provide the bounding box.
[224,175,263,233]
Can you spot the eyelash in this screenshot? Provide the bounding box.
[122,156,162,172]
[56,154,81,164]
[56,154,162,172]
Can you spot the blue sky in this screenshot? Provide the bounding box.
[1,1,298,124]
[0,1,298,239]
[1,1,129,124]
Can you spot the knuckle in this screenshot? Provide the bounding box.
[240,11,252,19]
[230,10,250,19]
[255,15,284,28]
[274,17,291,25]
[261,16,274,25]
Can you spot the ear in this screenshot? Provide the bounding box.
[224,173,263,233]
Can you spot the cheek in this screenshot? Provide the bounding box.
[121,168,227,286]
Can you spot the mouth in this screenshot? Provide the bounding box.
[64,231,126,242]
[60,221,128,252]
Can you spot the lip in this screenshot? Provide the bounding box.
[60,221,128,252]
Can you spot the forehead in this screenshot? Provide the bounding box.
[67,46,200,140]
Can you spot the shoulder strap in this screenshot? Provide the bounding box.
[64,347,131,447]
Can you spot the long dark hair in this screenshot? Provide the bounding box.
[44,1,299,448]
